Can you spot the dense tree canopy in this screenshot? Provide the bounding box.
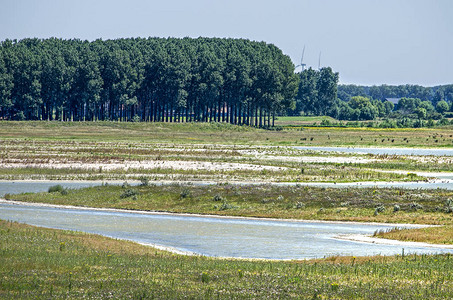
[0,38,298,126]
[337,96,394,121]
[291,67,339,117]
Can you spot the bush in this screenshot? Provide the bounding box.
[139,176,149,186]
[48,185,69,195]
[320,119,331,126]
[213,194,223,202]
[393,204,400,212]
[120,188,139,199]
[131,115,141,122]
[437,118,450,126]
[374,205,385,216]
[200,272,210,283]
[375,205,386,213]
[219,201,234,211]
[409,202,423,211]
[294,202,305,209]
[445,198,453,213]
[180,188,191,199]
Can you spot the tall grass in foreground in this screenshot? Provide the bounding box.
[1,219,453,299]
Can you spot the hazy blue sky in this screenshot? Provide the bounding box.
[1,0,452,86]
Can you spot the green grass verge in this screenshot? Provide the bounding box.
[274,116,337,126]
[7,184,453,226]
[1,219,453,299]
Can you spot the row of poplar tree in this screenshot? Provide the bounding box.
[0,37,300,127]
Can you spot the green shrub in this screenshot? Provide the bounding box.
[445,198,453,213]
[375,205,386,213]
[48,185,68,195]
[200,272,210,283]
[139,177,149,186]
[180,188,191,199]
[219,201,234,211]
[120,188,139,199]
[213,194,223,202]
[410,202,423,211]
[294,202,305,209]
[374,205,385,216]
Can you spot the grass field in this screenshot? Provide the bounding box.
[7,184,453,226]
[1,120,453,147]
[2,219,453,299]
[273,115,337,126]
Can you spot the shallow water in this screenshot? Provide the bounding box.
[1,202,452,259]
[294,146,453,156]
[0,180,115,197]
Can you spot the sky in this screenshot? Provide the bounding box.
[1,0,452,86]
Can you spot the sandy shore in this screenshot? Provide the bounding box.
[251,155,375,164]
[0,160,287,172]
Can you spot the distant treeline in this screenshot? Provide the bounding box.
[337,84,453,103]
[290,71,453,121]
[334,84,453,121]
[0,37,298,126]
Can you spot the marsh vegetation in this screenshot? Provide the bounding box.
[7,183,453,226]
[2,122,453,183]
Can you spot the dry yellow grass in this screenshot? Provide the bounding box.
[375,225,453,244]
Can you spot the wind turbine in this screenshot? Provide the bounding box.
[295,45,307,72]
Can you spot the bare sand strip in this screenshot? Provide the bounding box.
[250,155,375,164]
[0,160,286,172]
